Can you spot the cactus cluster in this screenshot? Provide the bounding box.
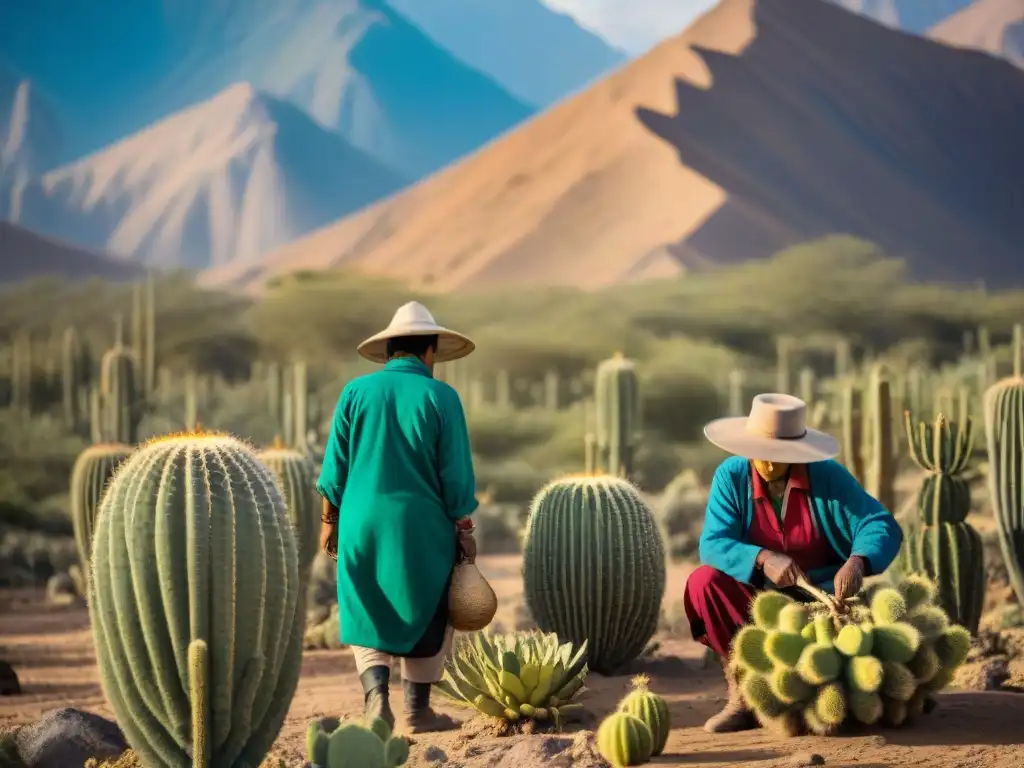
[895,412,984,633]
[434,630,589,726]
[89,432,304,768]
[732,577,971,736]
[306,717,409,768]
[523,474,666,674]
[616,674,670,757]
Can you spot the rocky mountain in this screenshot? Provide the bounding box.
[929,0,1024,68]
[0,65,61,221]
[201,0,1024,292]
[0,222,143,283]
[12,83,407,270]
[0,0,614,173]
[829,0,973,32]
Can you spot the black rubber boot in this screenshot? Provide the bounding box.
[360,666,394,730]
[403,681,459,734]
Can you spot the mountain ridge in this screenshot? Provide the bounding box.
[11,82,407,270]
[201,0,1024,292]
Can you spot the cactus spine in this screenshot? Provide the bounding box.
[259,438,320,582]
[897,412,984,634]
[984,375,1024,609]
[523,475,666,673]
[69,443,132,592]
[88,432,303,767]
[593,353,641,479]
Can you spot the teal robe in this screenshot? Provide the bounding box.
[316,356,478,653]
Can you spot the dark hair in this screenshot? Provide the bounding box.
[386,334,439,359]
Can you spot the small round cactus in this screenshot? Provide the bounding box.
[596,712,653,768]
[618,675,670,756]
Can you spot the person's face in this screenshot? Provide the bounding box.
[752,459,790,482]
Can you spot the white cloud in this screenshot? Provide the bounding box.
[541,0,718,54]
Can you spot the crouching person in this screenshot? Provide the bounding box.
[683,394,902,733]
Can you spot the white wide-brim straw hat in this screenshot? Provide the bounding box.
[703,393,840,464]
[357,301,475,364]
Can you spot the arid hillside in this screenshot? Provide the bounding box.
[202,0,1024,293]
[928,0,1024,66]
[0,222,144,283]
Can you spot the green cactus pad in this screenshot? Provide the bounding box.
[906,605,950,641]
[751,591,795,629]
[880,695,908,727]
[835,624,871,657]
[846,655,884,694]
[770,667,814,705]
[870,588,909,625]
[813,614,836,644]
[934,625,972,669]
[872,623,921,664]
[306,717,340,764]
[848,690,883,725]
[800,623,817,641]
[898,574,938,611]
[796,643,842,685]
[803,705,839,736]
[741,675,788,718]
[908,645,941,684]
[765,631,808,668]
[880,662,917,702]
[814,682,847,726]
[733,626,772,674]
[327,723,387,768]
[384,736,410,766]
[777,603,810,634]
[922,667,954,694]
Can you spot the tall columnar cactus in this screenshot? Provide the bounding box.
[292,361,309,449]
[98,318,141,444]
[89,432,303,768]
[593,353,641,479]
[896,411,984,634]
[984,377,1024,608]
[523,475,666,673]
[10,330,31,412]
[69,443,132,592]
[259,438,319,582]
[62,327,82,432]
[839,371,895,513]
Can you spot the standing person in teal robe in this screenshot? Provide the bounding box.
[317,301,479,733]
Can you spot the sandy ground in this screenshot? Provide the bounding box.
[3,555,1024,767]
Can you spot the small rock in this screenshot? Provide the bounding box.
[0,661,20,695]
[14,708,127,768]
[423,745,448,763]
[786,752,825,767]
[45,573,78,606]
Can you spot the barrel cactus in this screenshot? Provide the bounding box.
[523,475,665,674]
[69,443,132,592]
[985,377,1024,608]
[593,353,641,479]
[89,431,304,768]
[259,437,319,579]
[893,412,984,634]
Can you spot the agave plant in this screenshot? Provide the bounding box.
[434,630,590,727]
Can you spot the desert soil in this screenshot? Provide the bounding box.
[3,555,1024,768]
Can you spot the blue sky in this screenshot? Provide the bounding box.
[543,0,718,53]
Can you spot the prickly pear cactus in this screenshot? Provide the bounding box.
[307,717,409,768]
[89,431,304,768]
[69,443,132,593]
[259,437,320,580]
[894,412,984,634]
[984,377,1024,609]
[593,354,641,479]
[731,576,970,736]
[523,475,665,674]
